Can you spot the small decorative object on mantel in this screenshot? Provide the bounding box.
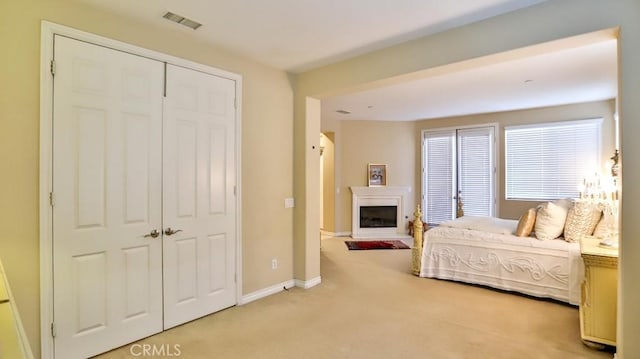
[367,163,387,187]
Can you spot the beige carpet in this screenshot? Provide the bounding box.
[96,236,613,359]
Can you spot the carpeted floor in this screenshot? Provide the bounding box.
[96,236,613,359]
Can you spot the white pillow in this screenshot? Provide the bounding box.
[534,199,572,240]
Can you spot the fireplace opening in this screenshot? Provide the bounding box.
[360,206,397,228]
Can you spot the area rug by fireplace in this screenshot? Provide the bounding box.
[344,240,410,250]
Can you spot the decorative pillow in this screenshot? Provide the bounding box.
[593,204,614,238]
[563,200,602,242]
[534,199,572,240]
[515,208,536,237]
[592,215,609,238]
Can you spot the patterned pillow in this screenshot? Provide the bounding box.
[563,200,602,242]
[515,208,536,237]
[534,199,572,240]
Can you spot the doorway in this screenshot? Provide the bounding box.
[320,133,335,234]
[422,125,496,224]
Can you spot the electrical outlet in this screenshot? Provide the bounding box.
[271,259,278,269]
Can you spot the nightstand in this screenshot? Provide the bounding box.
[579,235,618,348]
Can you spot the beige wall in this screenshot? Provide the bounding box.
[296,1,639,356]
[415,100,616,220]
[323,120,417,234]
[0,1,293,356]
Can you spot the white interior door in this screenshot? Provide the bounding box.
[162,64,237,328]
[52,36,164,358]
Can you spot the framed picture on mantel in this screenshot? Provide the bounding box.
[367,163,387,187]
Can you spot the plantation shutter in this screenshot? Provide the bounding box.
[505,119,602,200]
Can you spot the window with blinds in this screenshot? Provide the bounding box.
[505,118,602,200]
[423,126,495,224]
[424,131,455,224]
[458,128,495,217]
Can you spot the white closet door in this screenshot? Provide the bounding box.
[52,36,164,359]
[162,64,237,328]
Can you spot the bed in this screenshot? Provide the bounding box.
[417,216,584,305]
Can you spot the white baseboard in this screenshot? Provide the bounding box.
[333,232,351,237]
[238,280,295,305]
[321,230,351,237]
[238,276,322,305]
[295,276,322,289]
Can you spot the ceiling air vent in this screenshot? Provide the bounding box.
[336,110,351,115]
[163,11,202,30]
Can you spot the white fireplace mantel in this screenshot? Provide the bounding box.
[350,186,411,239]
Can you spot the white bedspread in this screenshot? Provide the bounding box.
[419,217,583,305]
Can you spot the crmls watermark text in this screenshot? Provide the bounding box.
[130,344,182,357]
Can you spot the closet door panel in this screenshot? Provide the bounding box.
[163,64,237,329]
[52,35,164,359]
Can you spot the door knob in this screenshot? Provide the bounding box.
[164,227,183,236]
[144,229,160,238]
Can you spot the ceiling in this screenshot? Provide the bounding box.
[322,37,618,122]
[76,0,617,122]
[76,0,547,73]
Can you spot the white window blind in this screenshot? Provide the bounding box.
[505,119,602,200]
[458,127,495,217]
[424,131,455,224]
[423,126,495,224]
